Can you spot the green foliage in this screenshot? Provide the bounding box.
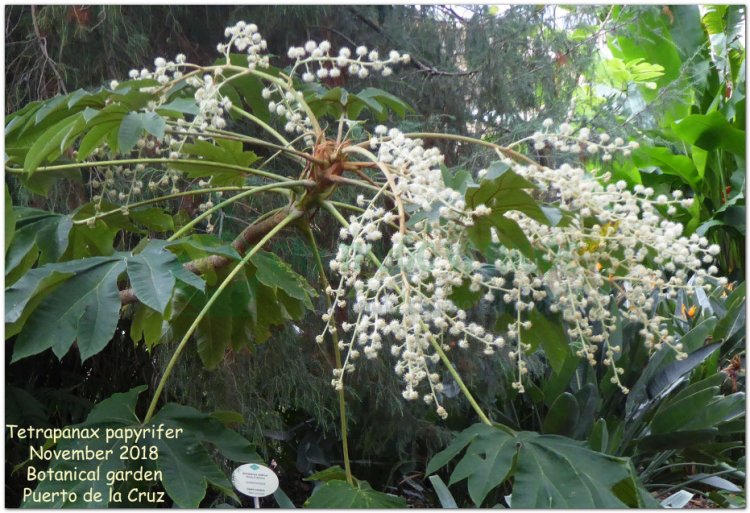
[5,185,17,251]
[117,111,166,152]
[305,85,413,122]
[672,111,745,156]
[250,250,317,306]
[5,208,72,285]
[426,422,648,507]
[6,239,201,362]
[175,139,260,187]
[304,479,407,508]
[649,373,744,435]
[464,161,561,256]
[9,257,126,362]
[22,386,260,508]
[126,241,180,313]
[595,5,746,278]
[428,475,458,508]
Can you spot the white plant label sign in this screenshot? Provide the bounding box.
[232,463,280,498]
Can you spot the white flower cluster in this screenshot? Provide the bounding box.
[88,133,188,209]
[319,129,507,416]
[123,21,271,135]
[288,41,410,82]
[188,74,233,130]
[532,119,639,162]
[261,85,314,136]
[501,156,725,392]
[217,21,270,70]
[126,53,187,86]
[126,52,230,131]
[371,127,460,212]
[319,122,727,416]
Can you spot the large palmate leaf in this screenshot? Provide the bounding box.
[304,480,406,508]
[250,250,316,306]
[165,270,255,369]
[7,240,199,362]
[165,234,242,262]
[128,207,174,233]
[149,403,261,506]
[172,138,259,187]
[23,113,86,173]
[130,304,164,349]
[5,208,72,284]
[117,111,166,152]
[165,257,315,368]
[126,241,181,313]
[11,257,126,362]
[464,161,563,255]
[426,423,647,508]
[22,387,260,508]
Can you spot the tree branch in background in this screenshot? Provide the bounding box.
[30,5,67,95]
[346,6,478,78]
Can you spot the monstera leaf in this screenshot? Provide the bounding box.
[426,423,649,508]
[21,386,260,508]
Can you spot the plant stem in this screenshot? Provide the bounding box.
[425,333,493,426]
[167,180,312,241]
[7,158,290,183]
[143,210,301,423]
[302,223,354,486]
[164,125,324,165]
[398,132,541,168]
[72,186,251,224]
[658,469,740,496]
[230,105,291,148]
[326,201,365,214]
[321,201,351,229]
[649,462,714,475]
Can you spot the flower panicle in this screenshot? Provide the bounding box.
[320,121,729,416]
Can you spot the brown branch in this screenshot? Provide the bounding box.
[30,5,67,95]
[412,61,479,78]
[346,6,477,78]
[119,208,294,305]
